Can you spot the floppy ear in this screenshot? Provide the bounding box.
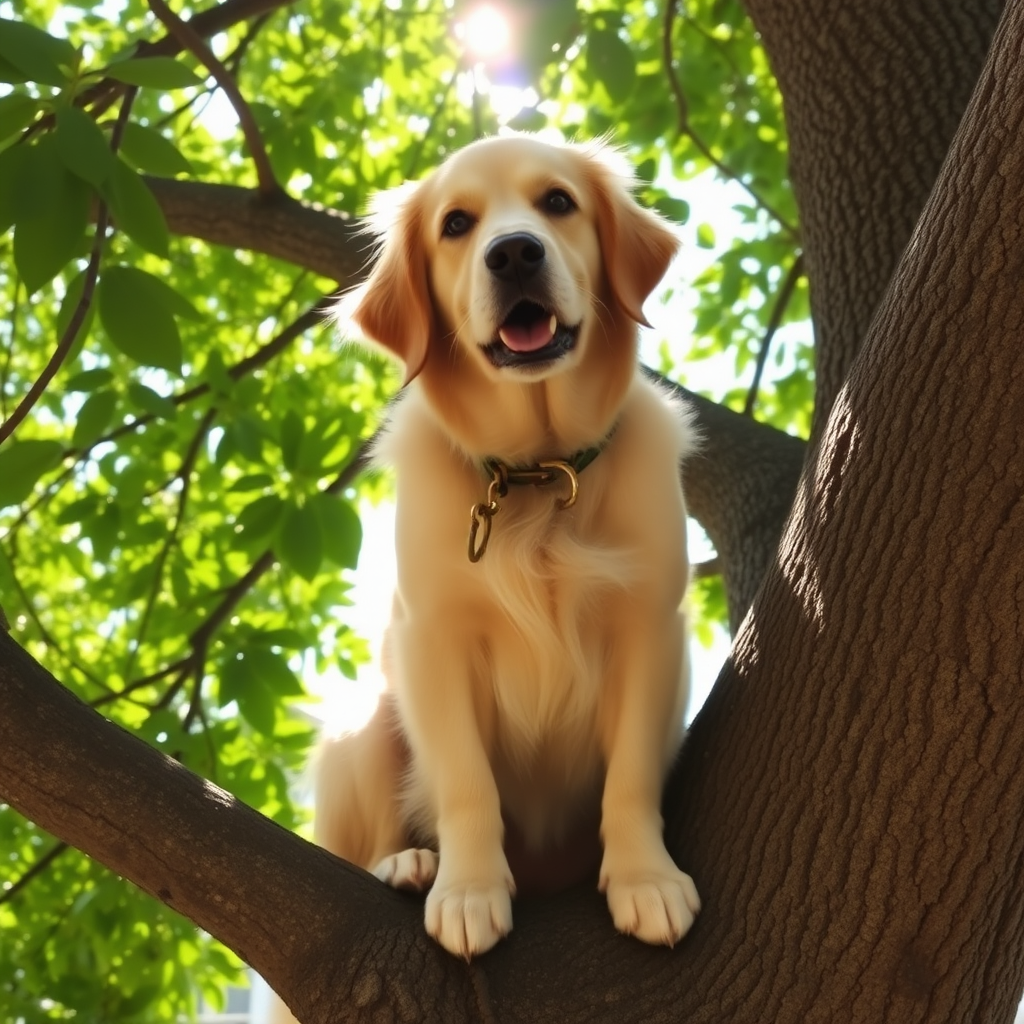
[583,146,680,327]
[349,181,433,384]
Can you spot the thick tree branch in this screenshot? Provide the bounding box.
[146,177,366,283]
[5,4,1024,1016]
[660,377,806,632]
[741,0,1006,437]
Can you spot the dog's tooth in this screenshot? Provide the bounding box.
[549,314,557,335]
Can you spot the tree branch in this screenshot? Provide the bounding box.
[662,0,797,236]
[146,177,366,283]
[743,252,805,417]
[146,0,281,196]
[669,380,805,632]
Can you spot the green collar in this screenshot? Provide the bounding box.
[468,427,617,562]
[482,434,611,483]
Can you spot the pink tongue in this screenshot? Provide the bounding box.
[499,315,556,352]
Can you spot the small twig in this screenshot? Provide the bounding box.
[91,657,191,709]
[0,279,20,419]
[470,64,483,141]
[2,537,107,691]
[404,66,458,179]
[122,407,218,680]
[0,843,69,907]
[23,0,294,141]
[743,253,805,417]
[146,0,280,196]
[94,431,376,716]
[692,556,721,580]
[0,90,137,448]
[661,0,797,237]
[66,296,333,463]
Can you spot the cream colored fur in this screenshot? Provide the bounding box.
[276,136,699,1013]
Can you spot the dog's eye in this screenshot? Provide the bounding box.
[543,189,576,216]
[442,210,474,238]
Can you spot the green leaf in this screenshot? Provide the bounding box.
[586,28,636,104]
[12,138,90,295]
[0,18,76,87]
[654,196,691,225]
[127,382,177,420]
[0,439,63,507]
[244,647,304,696]
[55,106,114,186]
[236,493,285,542]
[219,656,276,735]
[0,93,40,143]
[249,627,307,649]
[72,389,117,448]
[101,157,169,256]
[696,223,716,249]
[228,473,274,492]
[65,367,114,392]
[0,52,27,85]
[308,492,362,569]
[56,269,97,350]
[279,410,304,472]
[103,56,204,90]
[0,143,28,235]
[277,502,322,580]
[202,349,234,396]
[119,122,192,176]
[97,266,183,372]
[55,494,101,525]
[87,502,121,562]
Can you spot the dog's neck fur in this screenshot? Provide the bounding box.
[418,304,637,465]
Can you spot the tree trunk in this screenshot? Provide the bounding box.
[743,0,1006,438]
[3,1,1024,1021]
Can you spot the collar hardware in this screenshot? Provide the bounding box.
[467,435,612,564]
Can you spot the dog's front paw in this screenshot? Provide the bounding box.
[373,848,439,892]
[600,857,700,947]
[424,871,514,959]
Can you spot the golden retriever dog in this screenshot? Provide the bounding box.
[311,135,699,964]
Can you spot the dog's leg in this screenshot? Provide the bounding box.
[598,609,701,946]
[393,622,514,959]
[313,692,411,873]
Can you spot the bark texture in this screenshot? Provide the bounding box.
[670,4,1024,1018]
[145,178,367,285]
[743,0,1005,437]
[669,383,805,632]
[4,2,1024,1020]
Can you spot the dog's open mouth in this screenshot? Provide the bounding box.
[482,301,580,369]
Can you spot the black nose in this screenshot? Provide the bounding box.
[484,232,546,282]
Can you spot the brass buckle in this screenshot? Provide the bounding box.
[468,465,507,563]
[467,459,579,562]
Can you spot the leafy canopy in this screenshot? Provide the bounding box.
[0,0,805,1017]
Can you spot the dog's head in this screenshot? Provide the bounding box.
[348,135,678,451]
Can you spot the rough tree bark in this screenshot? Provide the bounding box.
[744,0,1006,438]
[3,1,1024,1021]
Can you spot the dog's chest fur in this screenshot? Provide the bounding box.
[378,379,692,850]
[474,484,635,845]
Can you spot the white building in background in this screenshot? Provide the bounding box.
[197,972,274,1024]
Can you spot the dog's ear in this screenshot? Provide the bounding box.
[583,147,680,328]
[349,181,433,384]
